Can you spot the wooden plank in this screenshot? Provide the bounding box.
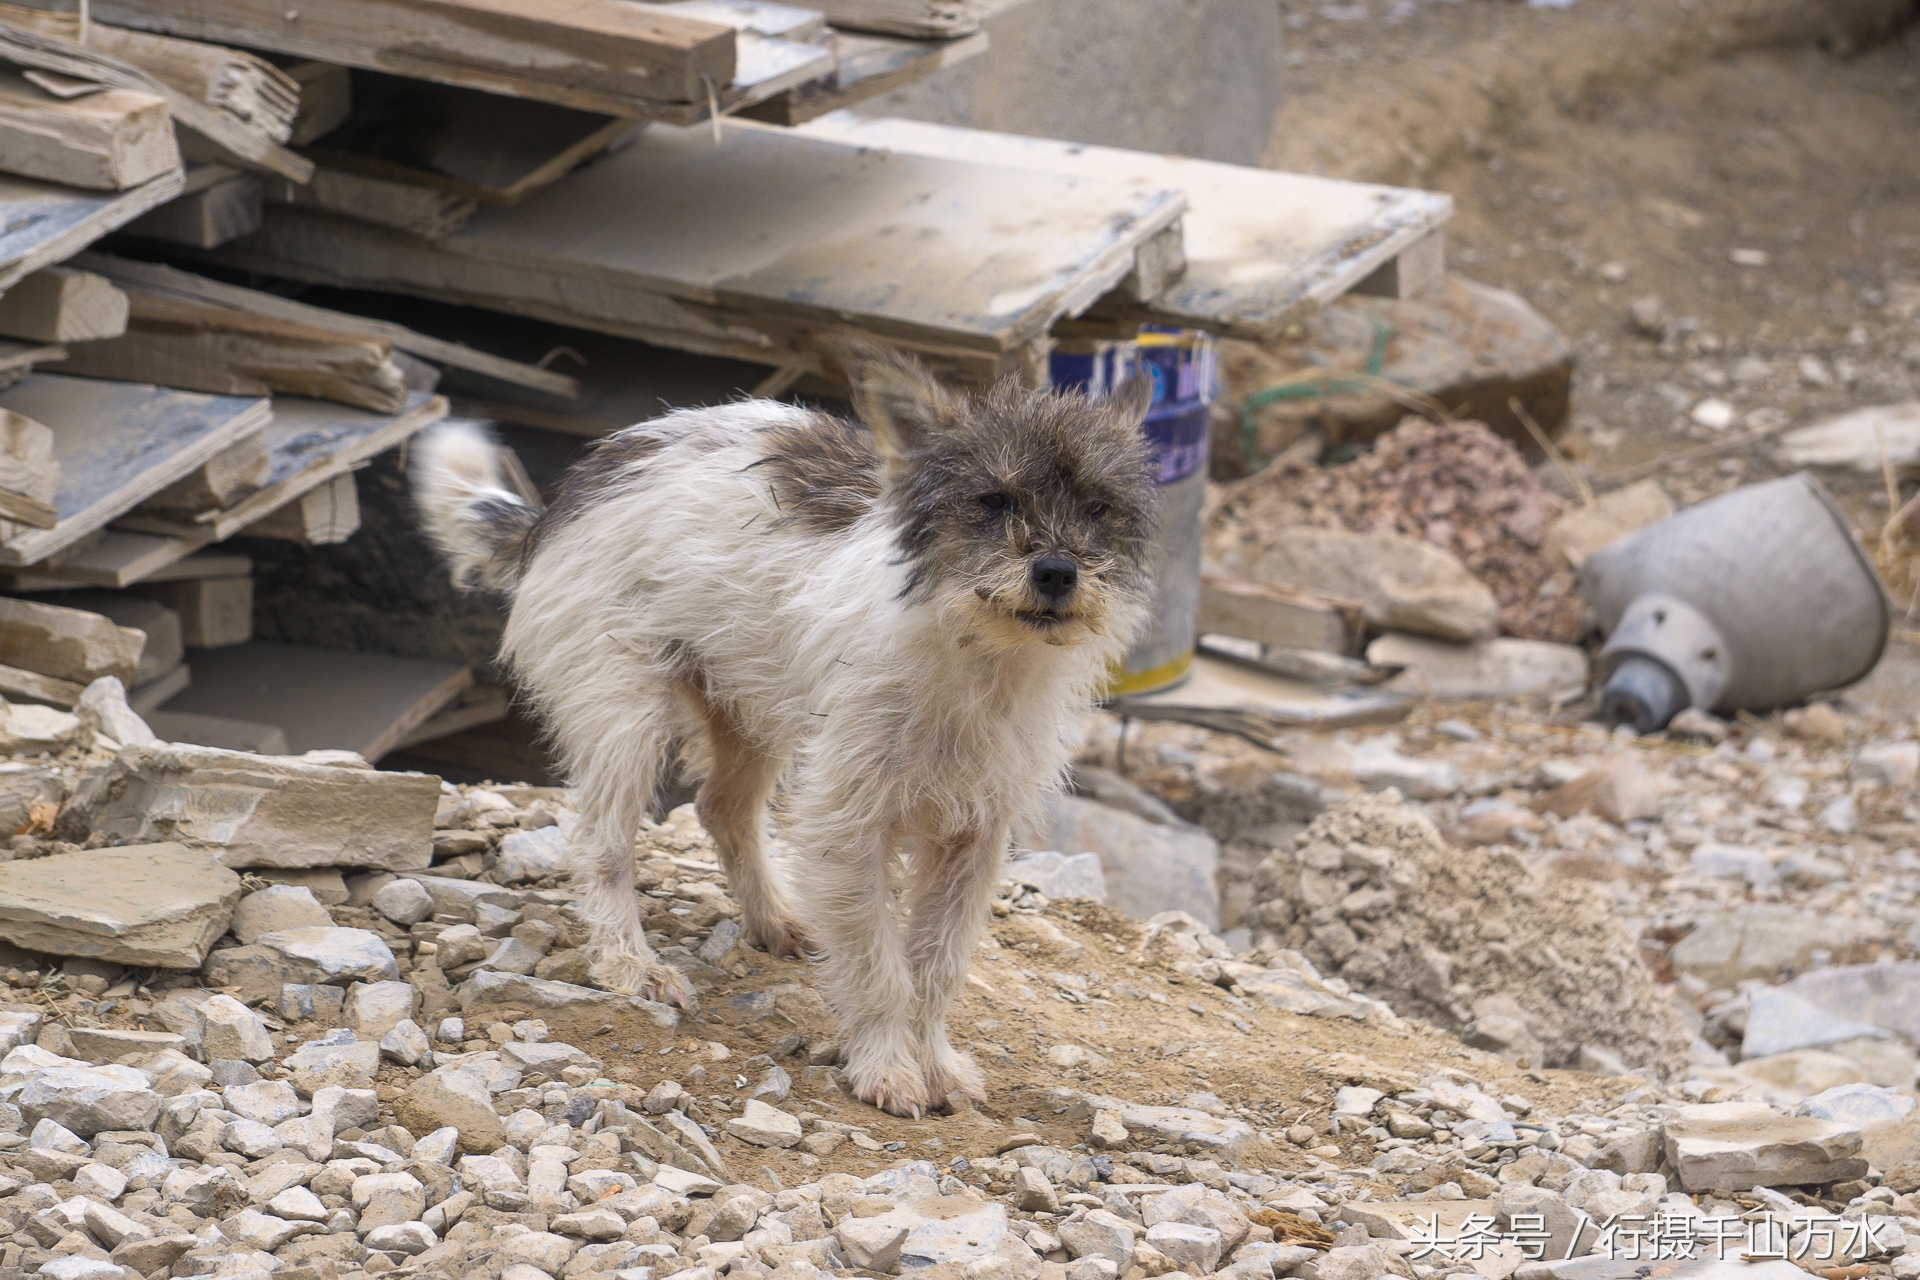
[284,60,350,146]
[75,253,580,398]
[139,431,269,514]
[303,73,642,207]
[88,0,740,114]
[138,548,249,581]
[392,679,509,750]
[265,165,475,240]
[0,170,185,293]
[58,289,412,411]
[0,373,269,566]
[199,122,1188,372]
[0,11,311,182]
[738,29,987,126]
[0,69,179,190]
[116,392,447,542]
[121,164,262,247]
[155,639,472,759]
[132,573,251,646]
[659,1,828,39]
[1197,574,1365,657]
[0,266,129,342]
[145,707,286,753]
[0,659,80,705]
[13,529,211,586]
[79,23,300,145]
[0,487,55,529]
[244,472,360,544]
[784,115,1455,340]
[1352,230,1446,301]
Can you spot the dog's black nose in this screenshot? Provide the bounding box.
[1030,554,1078,601]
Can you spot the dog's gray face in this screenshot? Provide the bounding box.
[851,350,1161,649]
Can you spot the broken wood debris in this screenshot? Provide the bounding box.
[0,265,129,342]
[0,68,178,190]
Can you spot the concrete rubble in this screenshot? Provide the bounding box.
[0,564,1918,1280]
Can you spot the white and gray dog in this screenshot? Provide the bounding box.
[412,344,1160,1115]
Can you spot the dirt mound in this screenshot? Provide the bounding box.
[1205,417,1587,641]
[1243,791,1692,1078]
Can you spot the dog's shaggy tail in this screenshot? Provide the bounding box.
[411,423,537,593]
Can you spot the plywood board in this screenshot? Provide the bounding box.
[8,529,211,586]
[0,169,184,293]
[204,121,1186,374]
[87,0,740,114]
[739,29,986,126]
[74,253,579,397]
[155,639,472,759]
[0,374,268,566]
[115,391,447,542]
[785,115,1455,339]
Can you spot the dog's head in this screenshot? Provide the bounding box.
[848,345,1161,651]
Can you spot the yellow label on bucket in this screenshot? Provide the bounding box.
[1104,648,1194,699]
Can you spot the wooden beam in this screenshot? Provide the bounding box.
[132,573,251,647]
[0,374,269,567]
[392,680,510,750]
[82,23,300,145]
[0,267,129,342]
[57,289,412,411]
[0,70,179,190]
[121,164,262,247]
[87,0,739,113]
[0,409,58,540]
[0,487,55,529]
[9,530,211,587]
[128,661,189,717]
[285,60,350,146]
[1353,230,1446,301]
[0,11,311,182]
[138,431,269,515]
[1197,574,1366,657]
[738,29,988,126]
[75,253,580,398]
[240,472,360,545]
[266,166,475,240]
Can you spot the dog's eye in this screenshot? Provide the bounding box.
[979,493,1011,513]
[1088,501,1109,519]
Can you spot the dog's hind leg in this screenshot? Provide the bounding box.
[690,690,810,959]
[556,691,696,1010]
[903,823,1005,1104]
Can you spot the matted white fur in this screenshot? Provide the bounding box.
[414,401,1147,1116]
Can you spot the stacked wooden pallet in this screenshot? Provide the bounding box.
[0,0,1455,764]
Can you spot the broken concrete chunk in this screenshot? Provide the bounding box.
[1038,793,1219,928]
[1669,907,1877,987]
[724,1099,801,1148]
[0,701,83,754]
[1217,526,1499,642]
[490,825,568,885]
[0,595,145,684]
[81,742,437,870]
[74,676,156,747]
[228,885,334,944]
[0,843,240,968]
[455,970,680,1029]
[203,927,399,1003]
[1664,1102,1867,1191]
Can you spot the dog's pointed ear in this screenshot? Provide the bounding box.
[845,342,955,459]
[1107,373,1155,430]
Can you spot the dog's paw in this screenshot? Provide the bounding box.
[924,1047,985,1104]
[592,951,698,1010]
[746,912,815,960]
[842,1041,931,1118]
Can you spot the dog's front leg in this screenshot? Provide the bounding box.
[791,793,926,1116]
[903,822,1007,1106]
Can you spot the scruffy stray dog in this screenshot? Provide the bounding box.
[412,346,1160,1115]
